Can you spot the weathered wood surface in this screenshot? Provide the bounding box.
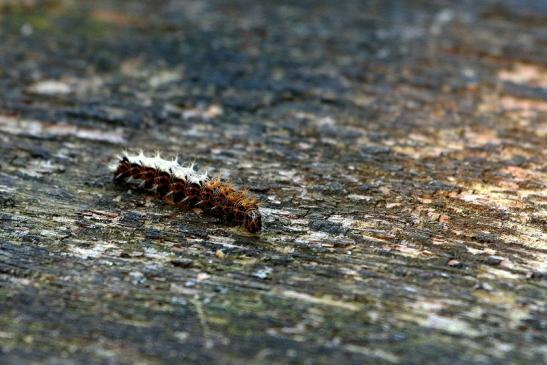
[0,1,546,364]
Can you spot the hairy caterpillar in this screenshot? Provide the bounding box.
[110,152,261,233]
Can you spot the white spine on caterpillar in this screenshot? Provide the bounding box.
[109,151,209,185]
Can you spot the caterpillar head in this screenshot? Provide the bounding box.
[243,209,261,233]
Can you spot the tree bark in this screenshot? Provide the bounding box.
[0,1,545,364]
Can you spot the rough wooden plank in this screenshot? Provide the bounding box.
[0,1,545,364]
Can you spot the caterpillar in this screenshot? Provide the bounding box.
[110,152,261,233]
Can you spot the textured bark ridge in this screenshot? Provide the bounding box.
[112,154,261,233]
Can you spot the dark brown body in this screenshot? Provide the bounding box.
[113,157,261,233]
